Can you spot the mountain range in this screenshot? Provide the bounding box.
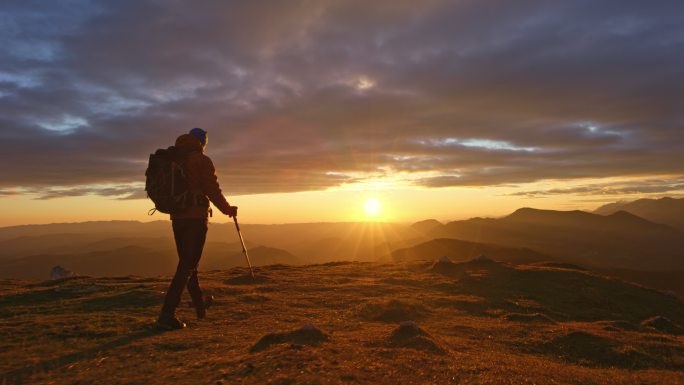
[594,197,684,230]
[421,208,684,270]
[1,197,682,295]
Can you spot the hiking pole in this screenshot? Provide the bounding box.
[233,216,255,280]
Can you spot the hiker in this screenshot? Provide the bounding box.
[157,127,238,330]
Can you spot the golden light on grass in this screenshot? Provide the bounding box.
[363,198,381,218]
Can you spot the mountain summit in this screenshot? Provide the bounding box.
[2,262,683,384]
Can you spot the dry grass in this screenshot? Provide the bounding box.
[1,260,683,384]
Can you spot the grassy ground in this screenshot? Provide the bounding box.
[1,260,683,384]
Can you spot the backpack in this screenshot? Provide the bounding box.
[145,146,193,214]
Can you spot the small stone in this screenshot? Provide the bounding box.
[300,323,316,331]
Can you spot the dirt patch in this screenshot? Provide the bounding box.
[378,277,426,288]
[316,261,355,267]
[251,323,329,352]
[239,294,270,303]
[641,316,684,335]
[80,289,162,311]
[46,325,118,340]
[386,321,445,355]
[155,342,194,351]
[359,299,430,322]
[224,274,270,285]
[540,331,656,368]
[266,264,291,270]
[502,312,555,323]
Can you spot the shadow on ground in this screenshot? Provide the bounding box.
[2,329,162,385]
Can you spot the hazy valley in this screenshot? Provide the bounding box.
[1,198,683,296]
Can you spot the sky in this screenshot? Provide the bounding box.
[1,0,683,226]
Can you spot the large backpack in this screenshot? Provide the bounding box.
[145,146,193,214]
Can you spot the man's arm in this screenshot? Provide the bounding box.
[199,155,235,216]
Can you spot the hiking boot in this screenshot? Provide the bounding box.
[196,295,214,319]
[156,313,187,330]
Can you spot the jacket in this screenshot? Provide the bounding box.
[170,134,232,220]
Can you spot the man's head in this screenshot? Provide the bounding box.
[189,127,208,147]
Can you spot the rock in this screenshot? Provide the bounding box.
[389,321,429,340]
[251,323,329,352]
[300,323,317,331]
[641,316,684,335]
[429,257,460,275]
[473,254,493,262]
[386,321,445,354]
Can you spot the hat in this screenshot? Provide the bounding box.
[189,127,207,146]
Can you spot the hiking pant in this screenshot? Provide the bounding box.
[161,218,208,316]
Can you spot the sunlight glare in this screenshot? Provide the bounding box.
[364,198,381,217]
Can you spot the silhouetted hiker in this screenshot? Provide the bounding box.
[156,128,237,330]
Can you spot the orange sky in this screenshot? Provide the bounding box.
[1,176,681,227]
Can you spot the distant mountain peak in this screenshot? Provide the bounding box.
[410,219,443,233]
[593,196,684,230]
[412,219,442,226]
[608,210,641,219]
[507,207,591,220]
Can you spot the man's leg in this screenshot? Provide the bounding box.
[186,220,208,317]
[187,269,202,306]
[160,219,207,318]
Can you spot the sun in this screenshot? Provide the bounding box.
[363,198,381,217]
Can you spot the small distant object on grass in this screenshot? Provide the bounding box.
[50,265,76,280]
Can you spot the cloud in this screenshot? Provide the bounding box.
[1,0,683,196]
[22,184,146,200]
[508,178,684,198]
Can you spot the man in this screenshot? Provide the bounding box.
[157,127,237,330]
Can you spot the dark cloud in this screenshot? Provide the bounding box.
[1,0,683,197]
